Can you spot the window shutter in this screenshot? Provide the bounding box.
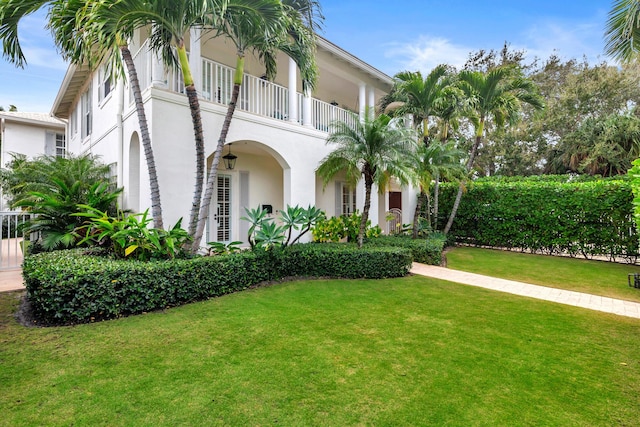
[335,182,342,217]
[44,132,55,156]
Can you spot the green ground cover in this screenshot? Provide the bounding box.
[446,246,640,303]
[2,276,639,426]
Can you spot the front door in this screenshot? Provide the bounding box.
[214,174,232,242]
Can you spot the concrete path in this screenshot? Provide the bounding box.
[0,269,24,292]
[411,263,640,319]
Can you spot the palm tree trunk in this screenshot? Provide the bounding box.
[433,177,440,231]
[358,168,373,248]
[444,133,482,234]
[120,45,163,229]
[191,55,245,252]
[412,191,423,239]
[176,42,205,241]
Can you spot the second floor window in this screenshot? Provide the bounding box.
[99,66,112,103]
[81,85,92,139]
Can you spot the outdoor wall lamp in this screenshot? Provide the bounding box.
[223,143,238,170]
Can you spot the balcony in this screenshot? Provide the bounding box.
[130,42,359,133]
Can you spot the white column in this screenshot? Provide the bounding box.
[356,180,365,213]
[284,165,316,242]
[369,184,380,227]
[358,82,366,121]
[368,87,376,119]
[189,27,202,94]
[151,51,165,88]
[303,88,313,128]
[288,57,298,124]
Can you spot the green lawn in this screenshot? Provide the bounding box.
[446,246,640,303]
[2,276,640,426]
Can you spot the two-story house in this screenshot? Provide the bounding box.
[51,29,417,245]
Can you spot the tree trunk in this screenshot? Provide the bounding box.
[120,45,163,229]
[433,177,440,231]
[412,191,423,239]
[176,41,205,241]
[191,55,245,252]
[444,132,482,234]
[358,168,374,248]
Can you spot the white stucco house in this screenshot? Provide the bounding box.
[0,111,67,211]
[51,29,417,245]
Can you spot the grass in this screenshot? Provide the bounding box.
[2,276,640,426]
[446,246,640,303]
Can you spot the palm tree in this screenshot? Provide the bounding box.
[317,110,417,248]
[385,65,460,145]
[411,140,465,236]
[190,0,321,251]
[443,66,544,234]
[605,0,640,62]
[1,0,166,229]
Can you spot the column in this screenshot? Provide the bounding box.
[303,88,313,128]
[358,82,366,121]
[189,27,202,94]
[288,57,298,124]
[368,87,376,119]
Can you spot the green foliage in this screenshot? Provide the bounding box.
[76,207,191,261]
[206,240,243,256]
[628,157,640,234]
[365,234,446,265]
[438,177,638,260]
[0,154,122,251]
[242,204,324,249]
[23,244,412,325]
[312,212,380,242]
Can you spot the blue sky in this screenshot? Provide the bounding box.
[1,0,612,113]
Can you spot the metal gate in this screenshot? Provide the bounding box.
[386,208,402,235]
[0,212,31,270]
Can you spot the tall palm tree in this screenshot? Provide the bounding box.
[317,110,417,248]
[443,66,544,234]
[411,140,465,236]
[605,0,640,62]
[1,0,167,228]
[385,65,460,144]
[190,0,321,251]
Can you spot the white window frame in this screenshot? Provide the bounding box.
[55,133,66,157]
[81,84,92,140]
[341,182,356,216]
[98,66,112,104]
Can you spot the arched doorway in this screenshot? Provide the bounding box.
[128,132,140,212]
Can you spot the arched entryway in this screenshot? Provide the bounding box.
[205,140,288,244]
[128,132,141,212]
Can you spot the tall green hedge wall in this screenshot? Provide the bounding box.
[438,177,638,259]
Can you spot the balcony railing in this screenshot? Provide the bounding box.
[128,41,357,133]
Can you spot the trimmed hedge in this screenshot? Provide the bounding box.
[365,235,446,265]
[438,178,638,259]
[23,243,413,325]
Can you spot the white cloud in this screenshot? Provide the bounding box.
[384,36,473,74]
[518,19,606,63]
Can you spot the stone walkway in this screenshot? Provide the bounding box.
[411,263,640,319]
[0,269,24,293]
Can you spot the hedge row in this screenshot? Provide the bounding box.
[23,243,413,325]
[438,178,638,259]
[365,235,446,265]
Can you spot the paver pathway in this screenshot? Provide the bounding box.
[0,269,24,293]
[411,263,640,319]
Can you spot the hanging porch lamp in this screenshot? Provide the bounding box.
[223,143,238,170]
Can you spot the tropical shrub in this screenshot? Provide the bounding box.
[312,211,382,242]
[76,207,191,261]
[438,177,638,261]
[0,154,122,251]
[242,205,324,249]
[23,244,412,325]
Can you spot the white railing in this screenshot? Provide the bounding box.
[311,99,358,132]
[129,43,356,132]
[201,58,289,122]
[0,212,31,270]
